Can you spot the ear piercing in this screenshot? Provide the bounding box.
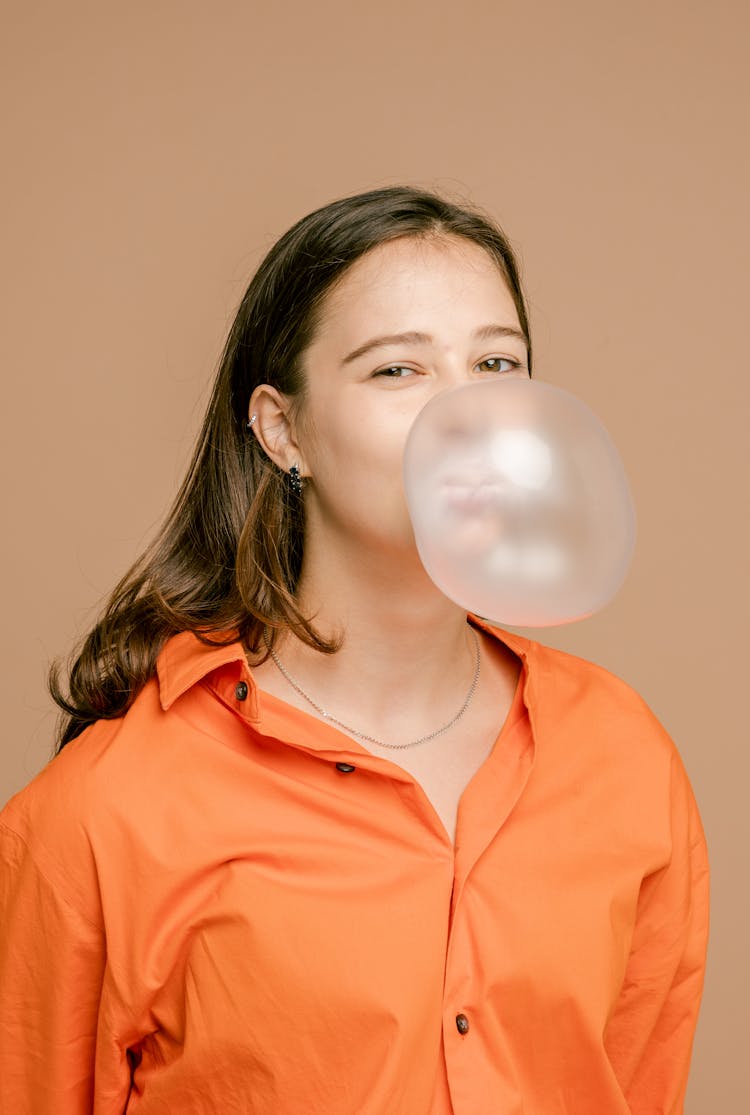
[289,464,303,495]
[246,415,304,494]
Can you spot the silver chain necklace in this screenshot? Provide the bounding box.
[265,628,481,751]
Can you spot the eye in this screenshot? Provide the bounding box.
[476,356,525,374]
[373,365,417,379]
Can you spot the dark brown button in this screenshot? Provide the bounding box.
[234,682,249,701]
[335,762,356,773]
[455,1013,470,1035]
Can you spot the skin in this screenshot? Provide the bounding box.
[248,234,531,841]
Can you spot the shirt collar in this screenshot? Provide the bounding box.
[155,617,540,716]
[156,630,250,712]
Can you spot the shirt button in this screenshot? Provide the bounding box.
[234,682,249,701]
[455,1013,470,1035]
[335,762,356,773]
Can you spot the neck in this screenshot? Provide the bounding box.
[274,536,478,734]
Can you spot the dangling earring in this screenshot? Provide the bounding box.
[289,464,303,495]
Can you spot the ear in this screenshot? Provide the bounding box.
[247,385,308,475]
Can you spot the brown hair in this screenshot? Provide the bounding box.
[50,185,533,749]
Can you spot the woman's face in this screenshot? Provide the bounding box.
[295,233,531,557]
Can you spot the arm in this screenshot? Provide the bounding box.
[0,821,116,1114]
[604,750,710,1114]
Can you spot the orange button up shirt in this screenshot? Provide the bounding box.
[0,618,709,1114]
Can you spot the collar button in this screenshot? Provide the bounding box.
[335,762,356,774]
[234,681,249,701]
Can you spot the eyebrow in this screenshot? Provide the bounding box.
[341,323,529,366]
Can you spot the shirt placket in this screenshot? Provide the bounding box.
[440,719,535,1115]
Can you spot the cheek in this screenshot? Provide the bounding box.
[307,400,411,483]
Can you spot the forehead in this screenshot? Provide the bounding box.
[316,235,520,338]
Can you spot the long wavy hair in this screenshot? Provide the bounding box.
[50,185,533,749]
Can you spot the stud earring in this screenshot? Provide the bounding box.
[246,414,257,431]
[289,464,303,495]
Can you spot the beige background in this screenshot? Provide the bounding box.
[2,1,747,1108]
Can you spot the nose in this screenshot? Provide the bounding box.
[439,362,479,397]
[424,358,471,397]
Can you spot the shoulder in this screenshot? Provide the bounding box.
[1,675,167,922]
[1,629,250,897]
[1,628,252,921]
[532,636,659,718]
[487,619,658,713]
[485,620,681,766]
[492,626,706,849]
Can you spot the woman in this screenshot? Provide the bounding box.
[0,186,709,1114]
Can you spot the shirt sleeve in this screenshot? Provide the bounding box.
[0,820,113,1114]
[603,748,710,1114]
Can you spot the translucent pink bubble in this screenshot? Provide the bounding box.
[403,379,636,626]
